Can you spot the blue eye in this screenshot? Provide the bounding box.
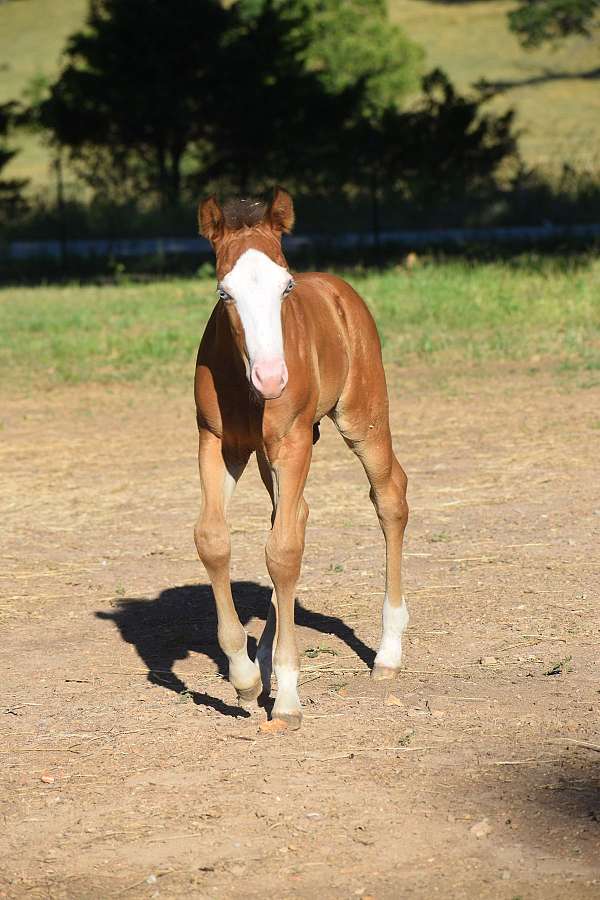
[217,288,231,302]
[283,279,294,295]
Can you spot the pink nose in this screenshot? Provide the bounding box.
[251,358,288,399]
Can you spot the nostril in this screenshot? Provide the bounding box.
[251,359,288,397]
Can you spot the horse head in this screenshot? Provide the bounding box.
[198,187,295,400]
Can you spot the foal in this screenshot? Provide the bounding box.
[194,188,408,729]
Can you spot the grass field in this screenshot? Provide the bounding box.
[1,259,599,386]
[1,0,598,190]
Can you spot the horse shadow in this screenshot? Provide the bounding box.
[96,580,375,719]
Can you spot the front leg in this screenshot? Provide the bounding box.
[194,430,261,702]
[263,428,312,729]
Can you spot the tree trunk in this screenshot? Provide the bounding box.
[165,141,184,208]
[156,142,169,210]
[55,148,67,270]
[370,165,381,266]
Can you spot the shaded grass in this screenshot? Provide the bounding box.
[1,258,599,388]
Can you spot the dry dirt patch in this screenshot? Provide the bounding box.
[1,365,599,899]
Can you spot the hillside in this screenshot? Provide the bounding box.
[391,0,600,172]
[0,0,598,190]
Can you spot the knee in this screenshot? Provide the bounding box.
[266,529,304,581]
[194,518,230,569]
[374,479,408,530]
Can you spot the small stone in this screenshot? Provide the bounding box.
[40,774,55,784]
[470,818,493,838]
[480,656,498,667]
[146,875,157,885]
[385,694,404,707]
[258,719,288,735]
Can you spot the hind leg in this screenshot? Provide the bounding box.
[332,403,409,679]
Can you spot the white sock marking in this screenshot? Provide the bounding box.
[374,595,409,670]
[273,664,300,714]
[228,638,260,692]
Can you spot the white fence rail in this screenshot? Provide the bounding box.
[4,223,600,261]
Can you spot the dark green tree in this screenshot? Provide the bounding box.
[397,70,518,202]
[202,0,361,194]
[38,0,231,208]
[508,0,599,47]
[236,0,423,120]
[231,0,424,229]
[338,70,518,238]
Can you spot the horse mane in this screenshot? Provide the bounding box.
[222,197,268,231]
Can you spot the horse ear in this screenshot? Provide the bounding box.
[268,186,295,235]
[198,196,224,243]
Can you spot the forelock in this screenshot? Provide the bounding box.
[222,197,268,231]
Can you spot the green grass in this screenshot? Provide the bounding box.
[1,0,599,189]
[1,259,599,388]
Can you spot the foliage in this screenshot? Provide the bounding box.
[236,0,423,120]
[351,69,516,201]
[338,69,518,231]
[197,1,359,195]
[3,0,600,191]
[508,0,599,47]
[35,0,424,204]
[37,0,232,207]
[398,70,518,201]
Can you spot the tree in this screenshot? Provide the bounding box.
[236,0,423,121]
[342,69,518,238]
[0,102,27,221]
[202,0,362,194]
[38,0,232,208]
[230,0,423,232]
[397,70,518,202]
[37,0,423,205]
[508,0,599,47]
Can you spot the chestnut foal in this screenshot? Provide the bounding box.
[194,188,408,729]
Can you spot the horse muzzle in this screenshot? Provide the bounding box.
[250,358,289,400]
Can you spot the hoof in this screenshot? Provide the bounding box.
[236,679,262,703]
[271,711,302,730]
[371,665,400,681]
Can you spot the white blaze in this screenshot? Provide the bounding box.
[221,249,290,366]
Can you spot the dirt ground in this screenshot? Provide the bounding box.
[1,364,599,899]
